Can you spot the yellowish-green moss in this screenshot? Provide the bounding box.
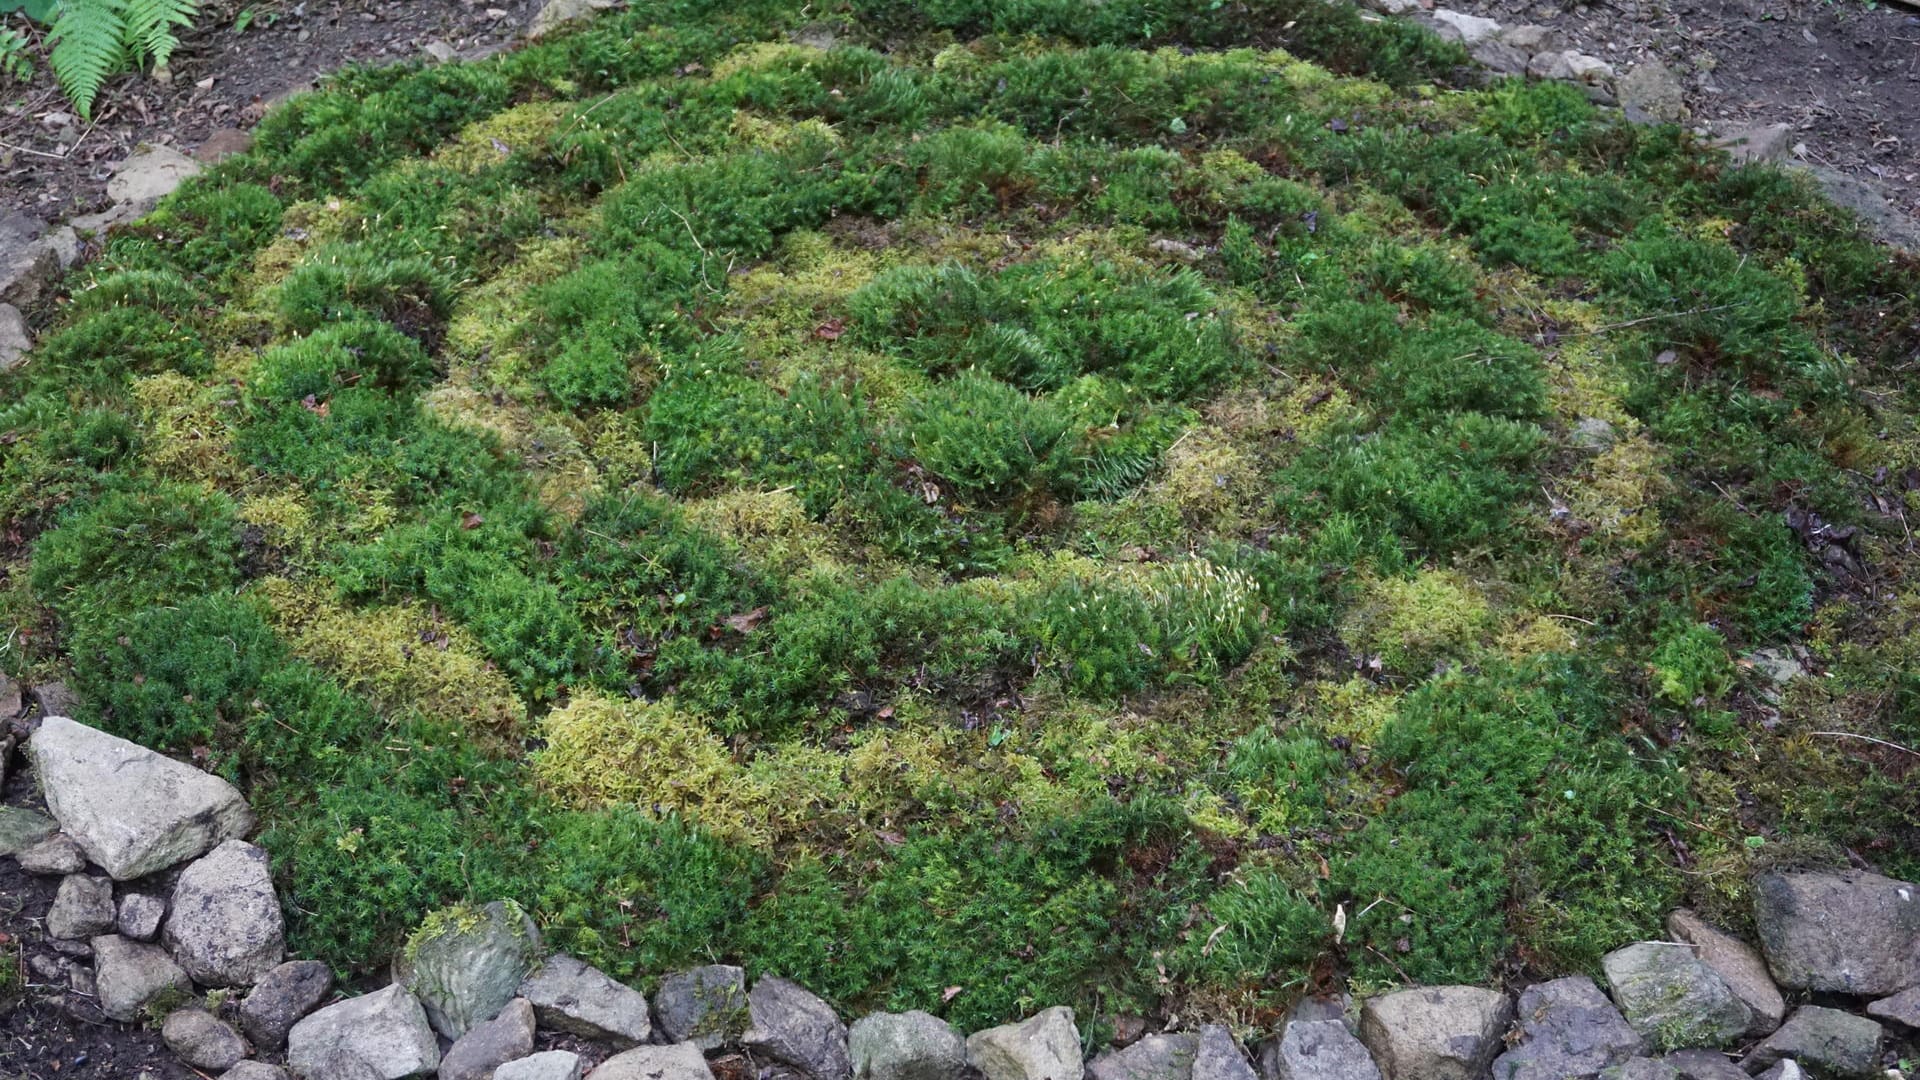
[1342,569,1494,677]
[681,488,844,578]
[131,372,245,485]
[1562,432,1668,547]
[1152,426,1261,529]
[437,101,570,175]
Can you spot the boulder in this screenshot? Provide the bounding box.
[1490,975,1643,1080]
[525,0,618,38]
[1752,870,1920,995]
[1471,40,1532,76]
[1192,1026,1256,1080]
[1088,1034,1196,1080]
[393,900,540,1039]
[850,1010,971,1080]
[1358,987,1512,1080]
[162,1007,251,1071]
[592,1042,716,1080]
[518,953,652,1046]
[0,805,56,855]
[1598,1059,1679,1080]
[47,874,116,940]
[118,893,167,942]
[495,1051,584,1080]
[968,1007,1084,1080]
[655,964,749,1049]
[18,832,88,874]
[1865,986,1920,1031]
[302,1052,387,1080]
[1739,1007,1882,1079]
[745,976,852,1080]
[438,997,536,1080]
[1564,53,1616,85]
[30,716,255,880]
[1661,1049,1748,1080]
[287,984,441,1080]
[240,959,335,1050]
[1600,942,1749,1049]
[1618,60,1688,124]
[1261,1017,1382,1080]
[91,934,193,1022]
[223,1063,294,1080]
[1665,910,1784,1036]
[165,839,285,987]
[1425,8,1502,44]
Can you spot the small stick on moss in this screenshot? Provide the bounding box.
[1809,731,1920,758]
[1567,303,1746,336]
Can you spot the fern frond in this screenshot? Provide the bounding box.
[48,0,126,120]
[124,0,194,69]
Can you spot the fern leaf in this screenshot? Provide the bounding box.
[124,0,194,70]
[48,0,126,120]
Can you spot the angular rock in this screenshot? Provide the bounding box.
[1089,1034,1196,1080]
[0,805,56,855]
[850,1010,970,1080]
[107,144,201,217]
[1601,942,1749,1050]
[1796,166,1920,253]
[1713,123,1794,167]
[1193,1026,1255,1080]
[48,874,116,940]
[240,959,334,1050]
[1619,60,1688,124]
[593,1042,716,1080]
[30,716,255,880]
[1865,985,1920,1031]
[1753,870,1920,995]
[1598,1059,1679,1080]
[223,1063,293,1080]
[166,839,284,987]
[162,1007,251,1072]
[1528,50,1576,80]
[1665,910,1784,1036]
[1660,1050,1748,1080]
[495,1051,584,1080]
[1358,987,1512,1080]
[525,0,618,39]
[193,128,254,164]
[746,976,852,1080]
[18,832,88,874]
[29,681,80,719]
[655,964,748,1049]
[438,997,535,1080]
[118,893,166,942]
[1471,40,1531,76]
[287,984,441,1080]
[1425,8,1502,44]
[302,1052,386,1080]
[0,302,26,371]
[968,1007,1084,1080]
[1500,24,1564,53]
[1261,1018,1382,1080]
[1739,1007,1881,1079]
[1491,975,1642,1080]
[518,953,652,1046]
[1565,53,1616,85]
[91,935,193,1022]
[393,900,539,1039]
[0,212,61,310]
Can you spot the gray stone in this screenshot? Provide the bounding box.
[288,984,440,1080]
[118,893,166,942]
[303,1052,386,1080]
[746,976,852,1080]
[850,1010,970,1080]
[30,715,255,880]
[421,39,457,63]
[518,953,652,1047]
[163,1008,251,1071]
[1425,8,1503,44]
[1598,1058,1679,1080]
[968,1007,1084,1080]
[1528,50,1576,81]
[1089,1034,1197,1080]
[1471,40,1532,76]
[18,832,88,874]
[592,1042,716,1080]
[0,805,56,855]
[193,128,254,164]
[1261,1018,1382,1080]
[1753,1062,1805,1080]
[1601,942,1749,1050]
[394,900,539,1040]
[1565,53,1616,85]
[240,960,334,1050]
[525,0,618,38]
[655,964,747,1050]
[0,302,27,371]
[1660,1050,1747,1080]
[1796,166,1920,253]
[1752,870,1920,995]
[29,681,80,718]
[494,1052,583,1080]
[106,143,201,218]
[1665,910,1785,1036]
[1740,1007,1882,1079]
[438,997,535,1080]
[1865,985,1920,1031]
[1491,975,1643,1080]
[1619,60,1688,124]
[91,935,192,1022]
[222,1063,292,1080]
[1193,1026,1255,1080]
[1714,123,1794,166]
[166,839,284,987]
[0,212,61,309]
[1571,417,1618,453]
[1500,24,1564,53]
[1358,987,1512,1080]
[47,874,115,940]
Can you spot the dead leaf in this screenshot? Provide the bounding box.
[814,317,845,340]
[461,512,485,530]
[724,606,770,634]
[941,986,964,1003]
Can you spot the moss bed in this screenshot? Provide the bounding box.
[4,0,1919,1035]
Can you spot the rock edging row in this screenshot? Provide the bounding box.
[5,714,1919,1080]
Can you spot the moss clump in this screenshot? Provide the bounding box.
[1342,570,1494,677]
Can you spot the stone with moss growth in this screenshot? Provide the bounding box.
[1739,1007,1881,1079]
[655,965,749,1051]
[0,806,56,856]
[1601,943,1750,1051]
[91,935,192,1022]
[967,1008,1082,1080]
[394,900,541,1040]
[1751,871,1920,996]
